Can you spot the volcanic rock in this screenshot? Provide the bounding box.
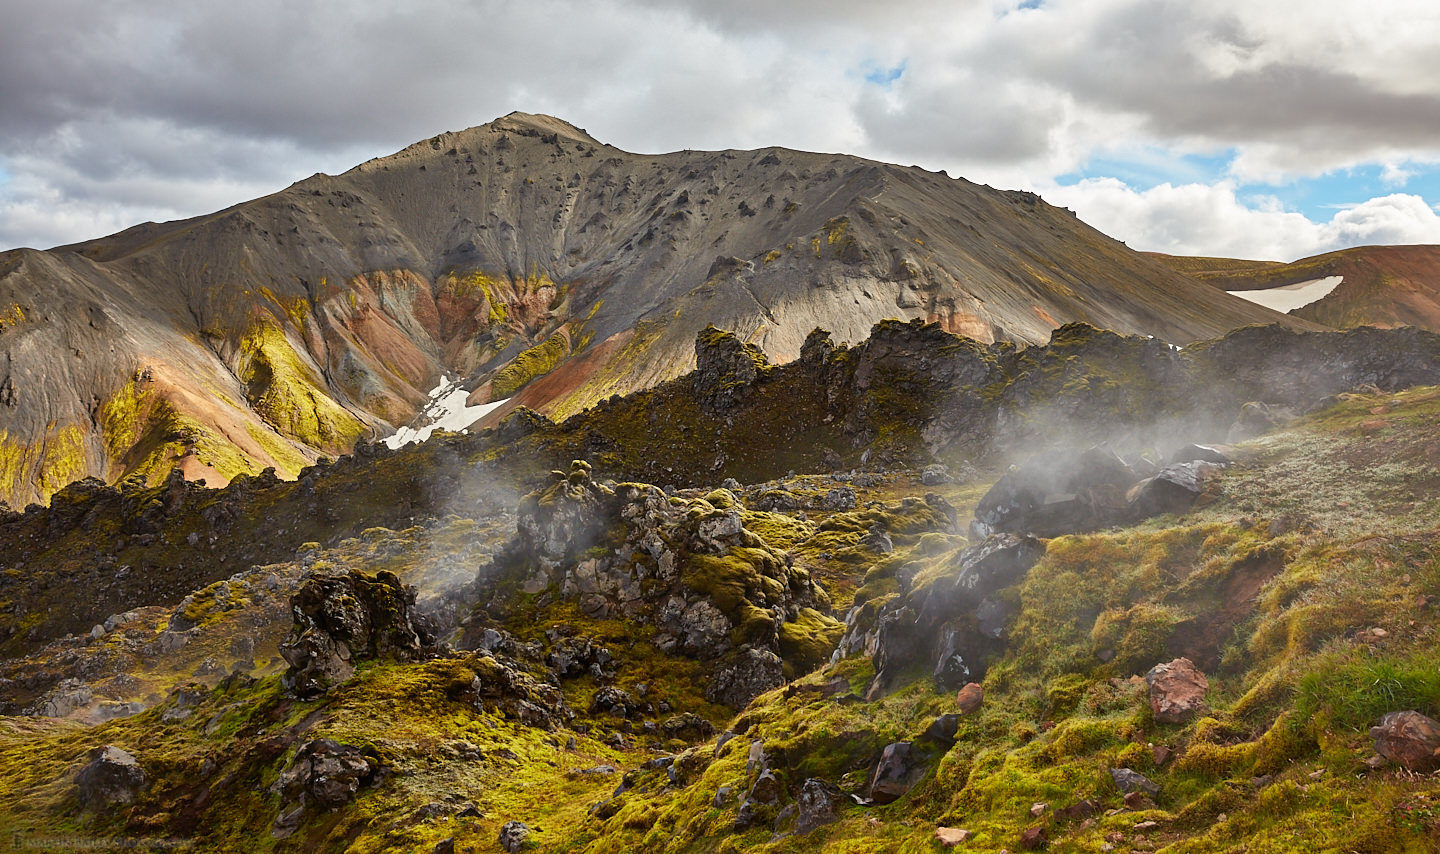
[275,738,378,811]
[76,745,146,809]
[279,569,437,697]
[794,778,848,835]
[869,741,924,805]
[1145,658,1209,724]
[1369,710,1440,772]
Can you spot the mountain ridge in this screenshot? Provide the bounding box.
[0,113,1310,506]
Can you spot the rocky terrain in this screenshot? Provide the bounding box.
[0,319,1437,852]
[0,112,1308,508]
[1153,244,1440,332]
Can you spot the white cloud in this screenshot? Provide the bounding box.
[1045,179,1440,260]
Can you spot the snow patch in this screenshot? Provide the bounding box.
[384,376,509,449]
[1228,276,1343,314]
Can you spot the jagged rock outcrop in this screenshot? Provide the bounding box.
[694,326,770,411]
[448,652,571,730]
[837,530,1045,699]
[473,460,840,707]
[280,570,439,697]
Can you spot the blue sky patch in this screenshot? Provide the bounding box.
[862,60,906,88]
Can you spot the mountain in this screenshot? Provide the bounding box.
[1150,244,1440,331]
[1,319,1438,851]
[0,112,1309,507]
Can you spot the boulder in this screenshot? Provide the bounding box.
[76,745,146,808]
[279,569,437,698]
[869,741,923,805]
[1369,710,1440,772]
[972,447,1136,538]
[498,820,531,853]
[589,686,642,719]
[1126,462,1222,520]
[275,739,378,811]
[794,778,848,835]
[660,712,717,741]
[749,769,782,804]
[706,648,785,709]
[921,714,962,746]
[1110,767,1159,797]
[1145,658,1209,724]
[935,827,972,847]
[932,621,977,691]
[1168,444,1233,465]
[956,682,984,714]
[921,464,951,486]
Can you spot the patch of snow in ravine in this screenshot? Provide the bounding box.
[384,375,509,449]
[1228,276,1343,314]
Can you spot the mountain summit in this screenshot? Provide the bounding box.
[0,114,1306,505]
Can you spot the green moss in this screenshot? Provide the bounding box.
[777,607,845,674]
[491,333,569,398]
[237,320,365,451]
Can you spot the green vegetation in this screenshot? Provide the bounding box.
[491,333,570,398]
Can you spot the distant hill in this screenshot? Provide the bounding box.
[1150,244,1440,331]
[0,112,1306,506]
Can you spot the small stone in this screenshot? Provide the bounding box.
[934,827,972,847]
[749,770,782,804]
[1055,799,1100,820]
[1363,754,1389,770]
[1019,825,1047,849]
[1123,791,1152,810]
[432,838,456,854]
[956,682,984,714]
[1133,820,1158,830]
[1151,744,1172,766]
[1030,802,1048,817]
[1307,769,1325,781]
[1111,768,1159,797]
[1369,627,1389,638]
[498,820,530,853]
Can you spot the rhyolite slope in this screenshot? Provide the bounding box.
[0,112,1309,506]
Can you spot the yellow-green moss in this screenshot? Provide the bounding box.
[491,333,569,398]
[237,320,365,451]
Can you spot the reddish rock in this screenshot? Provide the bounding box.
[1369,710,1440,772]
[957,682,984,714]
[934,827,972,847]
[1019,825,1048,849]
[1151,744,1173,766]
[1144,658,1208,724]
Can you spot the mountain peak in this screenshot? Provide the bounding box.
[486,111,599,145]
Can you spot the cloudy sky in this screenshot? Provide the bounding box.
[3,0,1439,260]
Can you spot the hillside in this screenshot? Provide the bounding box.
[0,113,1307,507]
[1150,245,1440,331]
[0,320,1437,852]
